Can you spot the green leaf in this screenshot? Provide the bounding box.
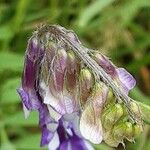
[0,52,23,72]
[0,78,21,104]
[78,0,115,28]
[4,111,39,126]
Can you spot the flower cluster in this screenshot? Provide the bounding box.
[17,25,143,150]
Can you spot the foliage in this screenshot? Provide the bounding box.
[0,0,149,150]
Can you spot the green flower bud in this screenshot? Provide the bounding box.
[104,89,116,107]
[124,122,133,141]
[113,122,133,142]
[103,131,120,147]
[133,124,143,138]
[130,101,141,115]
[102,103,124,129]
[129,101,142,124]
[80,68,94,84]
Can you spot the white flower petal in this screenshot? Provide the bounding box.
[47,106,62,122]
[80,105,103,144]
[48,132,60,150]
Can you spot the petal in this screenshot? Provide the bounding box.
[50,48,67,93]
[48,132,60,150]
[93,53,116,77]
[66,50,77,74]
[63,51,80,114]
[44,48,67,114]
[44,85,66,115]
[80,82,108,144]
[80,104,103,144]
[59,132,94,150]
[70,135,94,150]
[47,105,62,122]
[63,93,78,114]
[17,88,31,109]
[38,104,55,127]
[42,48,79,115]
[55,48,67,73]
[116,68,136,93]
[91,82,108,116]
[40,41,57,83]
[17,87,41,110]
[40,125,54,147]
[18,38,44,110]
[23,37,44,89]
[66,30,81,45]
[63,112,82,137]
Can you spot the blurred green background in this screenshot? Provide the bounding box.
[0,0,150,150]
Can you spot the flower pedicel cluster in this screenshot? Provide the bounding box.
[17,25,143,150]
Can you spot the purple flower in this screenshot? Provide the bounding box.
[17,25,139,149]
[17,36,94,150]
[93,53,136,94]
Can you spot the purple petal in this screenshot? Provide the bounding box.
[66,31,81,45]
[49,48,67,96]
[40,125,54,146]
[38,104,55,127]
[17,87,41,110]
[18,38,44,110]
[94,53,116,77]
[59,132,94,150]
[116,68,136,94]
[44,48,79,115]
[23,38,44,89]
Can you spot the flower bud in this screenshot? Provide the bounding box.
[56,48,68,72]
[79,68,94,107]
[66,50,77,73]
[90,82,108,115]
[104,89,116,107]
[92,52,116,77]
[124,122,133,141]
[49,48,67,93]
[102,103,124,130]
[133,124,143,138]
[65,50,78,91]
[41,41,57,83]
[129,101,141,123]
[103,131,120,147]
[46,48,67,113]
[113,122,133,142]
[62,50,79,114]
